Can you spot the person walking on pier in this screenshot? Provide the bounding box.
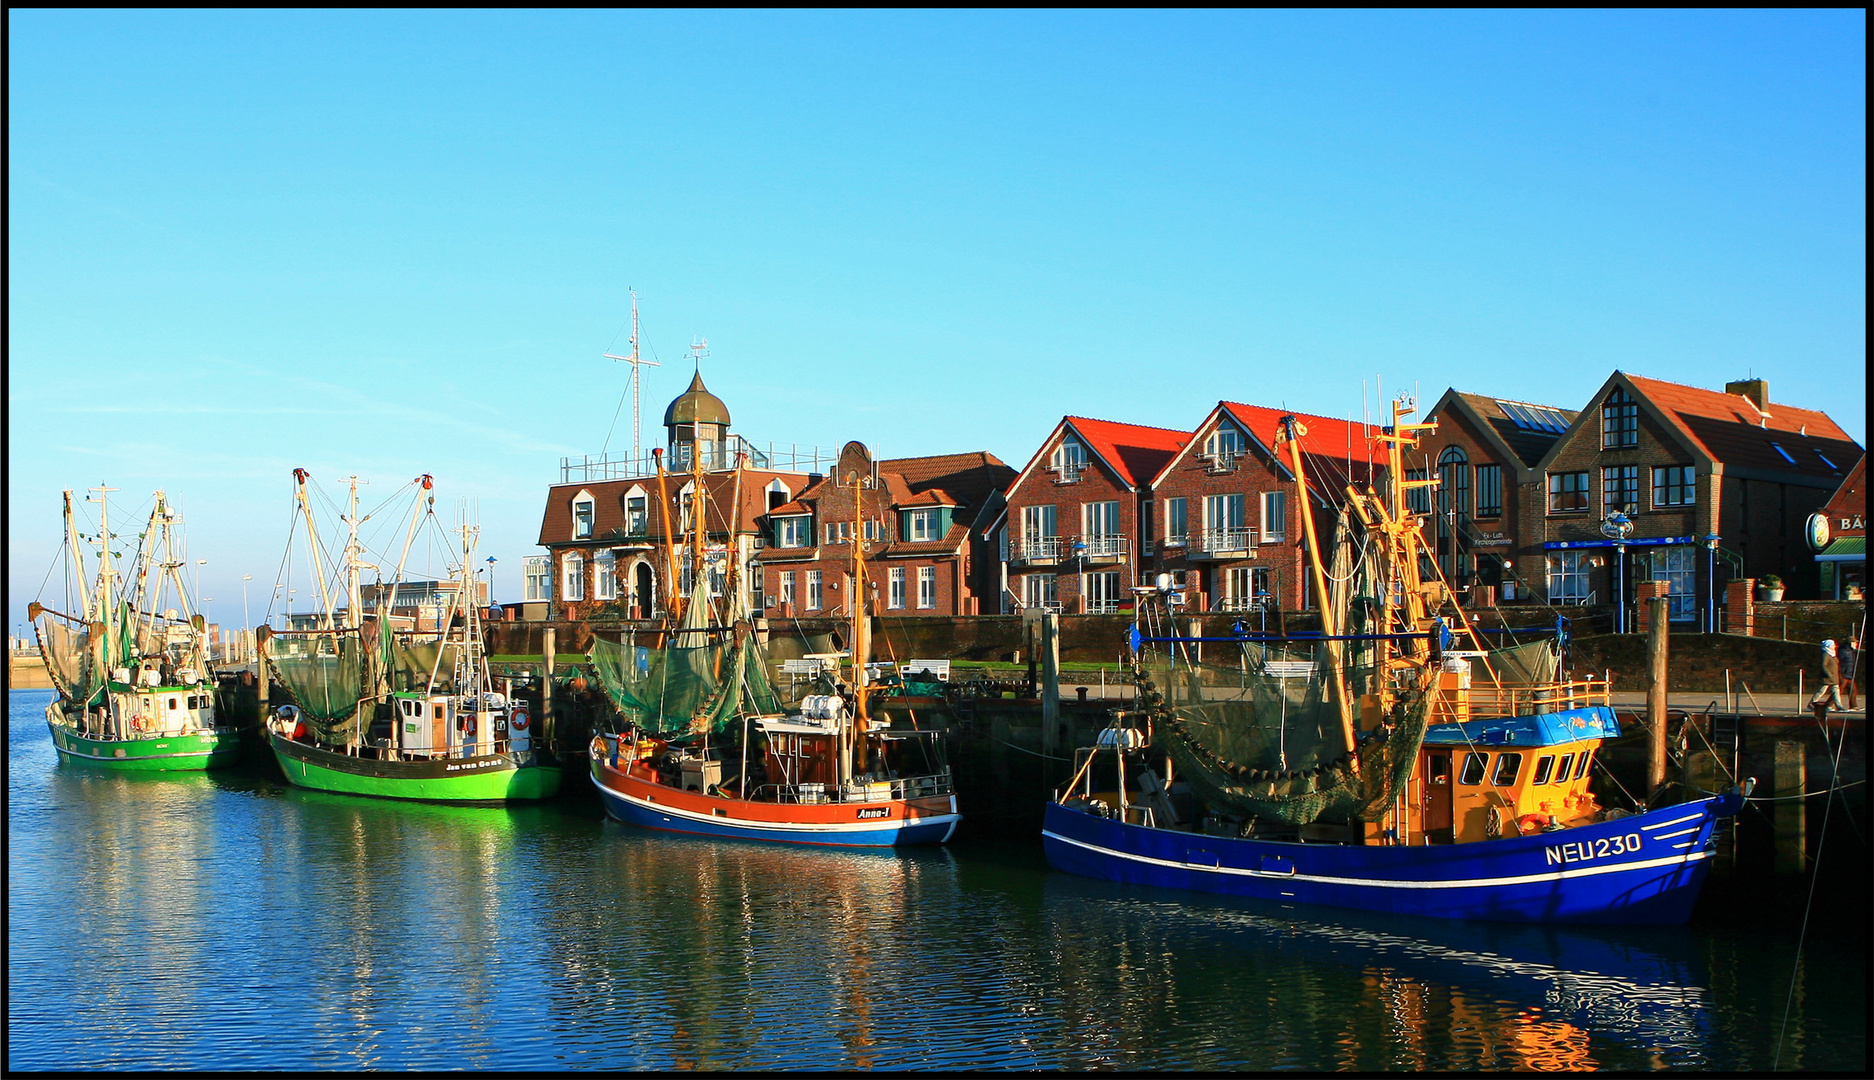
[1811,639,1843,721]
[1839,637,1858,710]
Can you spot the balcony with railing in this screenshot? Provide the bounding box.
[1048,461,1086,485]
[1202,450,1240,475]
[560,437,842,484]
[1068,533,1129,564]
[1010,535,1065,565]
[1188,526,1259,560]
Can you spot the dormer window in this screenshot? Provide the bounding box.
[774,516,811,548]
[625,486,649,536]
[1601,388,1638,449]
[766,479,791,513]
[904,509,942,542]
[572,491,595,539]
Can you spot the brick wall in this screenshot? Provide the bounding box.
[1004,435,1142,614]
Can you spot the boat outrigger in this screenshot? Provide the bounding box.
[1043,398,1747,924]
[33,487,242,771]
[588,440,960,846]
[262,470,562,803]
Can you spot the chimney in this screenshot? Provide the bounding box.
[1726,378,1769,415]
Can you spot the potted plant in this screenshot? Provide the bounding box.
[1757,575,1785,602]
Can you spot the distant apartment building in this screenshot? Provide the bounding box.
[1149,401,1390,614]
[532,373,833,621]
[1418,390,1578,603]
[990,416,1189,614]
[1534,373,1861,627]
[753,443,1015,618]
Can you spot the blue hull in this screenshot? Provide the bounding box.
[1043,793,1742,924]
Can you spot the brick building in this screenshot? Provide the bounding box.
[753,442,1015,618]
[991,417,1188,614]
[1418,391,1578,604]
[1808,452,1866,600]
[533,373,825,621]
[1533,373,1861,630]
[1147,402,1386,613]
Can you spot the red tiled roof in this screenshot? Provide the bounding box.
[1623,373,1861,479]
[1219,402,1388,468]
[1065,416,1189,489]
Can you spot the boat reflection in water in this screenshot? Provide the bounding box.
[1039,873,1715,1070]
[542,830,970,1070]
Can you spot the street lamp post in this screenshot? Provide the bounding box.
[203,598,215,662]
[486,556,497,608]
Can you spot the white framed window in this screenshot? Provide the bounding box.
[774,516,811,548]
[1547,551,1590,603]
[594,550,618,601]
[625,488,649,536]
[1084,501,1120,536]
[1261,491,1286,542]
[750,563,764,611]
[807,570,823,611]
[765,479,791,513]
[917,567,937,609]
[561,551,586,602]
[523,556,551,602]
[889,567,906,609]
[1052,437,1088,479]
[572,491,595,539]
[1650,546,1698,621]
[905,509,941,542]
[1205,493,1244,531]
[825,520,852,545]
[779,571,795,608]
[1165,497,1187,543]
[1205,422,1245,464]
[1084,570,1121,613]
[1023,504,1057,538]
[1023,573,1057,610]
[678,483,696,532]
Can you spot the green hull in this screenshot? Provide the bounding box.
[48,720,242,771]
[269,733,563,803]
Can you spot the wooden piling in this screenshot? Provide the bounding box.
[1039,611,1061,760]
[1646,596,1670,798]
[1774,739,1807,875]
[543,626,557,752]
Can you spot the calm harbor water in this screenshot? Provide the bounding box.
[7,688,1867,1071]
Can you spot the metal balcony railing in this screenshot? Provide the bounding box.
[1204,451,1240,474]
[1194,527,1259,555]
[560,438,841,484]
[1012,536,1065,562]
[1050,462,1085,484]
[1071,534,1129,560]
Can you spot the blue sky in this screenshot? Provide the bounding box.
[9,10,1865,637]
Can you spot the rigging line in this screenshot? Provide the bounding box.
[599,381,632,457]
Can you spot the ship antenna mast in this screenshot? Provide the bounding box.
[603,289,661,463]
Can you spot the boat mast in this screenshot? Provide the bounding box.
[1276,417,1357,759]
[387,475,436,617]
[292,469,338,631]
[602,290,661,463]
[63,491,91,621]
[90,485,119,735]
[655,448,680,624]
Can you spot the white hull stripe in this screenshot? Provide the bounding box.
[604,781,960,836]
[55,745,226,762]
[1042,829,1710,891]
[1642,812,1704,831]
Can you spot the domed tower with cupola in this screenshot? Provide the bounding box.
[664,371,733,470]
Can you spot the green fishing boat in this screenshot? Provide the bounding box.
[33,487,243,771]
[262,471,561,804]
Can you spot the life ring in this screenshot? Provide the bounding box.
[132,715,153,732]
[1518,814,1548,835]
[511,708,530,732]
[590,734,607,760]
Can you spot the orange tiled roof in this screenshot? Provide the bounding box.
[1623,373,1860,479]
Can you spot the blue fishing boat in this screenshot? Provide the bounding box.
[1043,400,1747,924]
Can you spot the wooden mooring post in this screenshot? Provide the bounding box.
[1774,738,1807,875]
[542,626,557,752]
[1646,596,1670,799]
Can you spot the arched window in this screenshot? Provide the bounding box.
[594,549,617,601]
[1437,447,1471,584]
[562,552,586,601]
